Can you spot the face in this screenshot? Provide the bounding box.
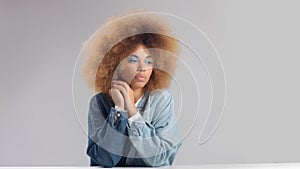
[117,45,153,90]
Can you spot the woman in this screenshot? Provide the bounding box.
[82,13,182,167]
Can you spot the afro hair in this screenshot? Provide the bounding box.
[81,11,180,96]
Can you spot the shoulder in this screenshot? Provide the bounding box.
[149,89,173,102]
[148,89,174,111]
[90,92,110,103]
[89,92,113,109]
[88,92,114,118]
[147,89,176,126]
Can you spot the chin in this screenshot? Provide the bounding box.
[131,82,147,90]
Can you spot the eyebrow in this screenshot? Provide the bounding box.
[129,54,152,58]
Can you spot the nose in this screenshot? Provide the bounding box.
[137,62,146,72]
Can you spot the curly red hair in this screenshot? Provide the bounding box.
[81,12,179,96]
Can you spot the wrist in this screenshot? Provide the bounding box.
[128,107,138,118]
[115,105,125,110]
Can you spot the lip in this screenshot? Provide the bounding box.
[135,74,146,81]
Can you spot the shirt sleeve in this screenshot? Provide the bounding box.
[126,90,182,167]
[86,95,129,167]
[128,112,142,126]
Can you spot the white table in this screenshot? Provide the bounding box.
[1,163,300,169]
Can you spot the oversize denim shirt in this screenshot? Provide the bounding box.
[86,89,182,167]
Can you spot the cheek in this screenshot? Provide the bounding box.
[120,65,137,80]
[146,69,153,78]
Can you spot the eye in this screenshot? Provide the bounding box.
[145,58,153,65]
[128,56,138,63]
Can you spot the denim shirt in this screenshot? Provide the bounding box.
[86,89,182,167]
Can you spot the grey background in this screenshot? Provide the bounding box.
[1,0,300,166]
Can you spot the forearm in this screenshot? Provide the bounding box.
[127,114,181,166]
[87,138,122,167]
[87,106,128,167]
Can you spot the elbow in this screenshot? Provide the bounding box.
[144,144,181,167]
[143,153,173,167]
[89,157,115,168]
[87,151,116,168]
[86,144,119,168]
[101,161,115,168]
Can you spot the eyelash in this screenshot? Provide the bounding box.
[128,57,153,65]
[128,57,138,63]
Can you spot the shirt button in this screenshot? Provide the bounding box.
[132,130,138,136]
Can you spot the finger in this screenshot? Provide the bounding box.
[110,87,119,93]
[113,80,130,91]
[112,84,127,96]
[113,80,128,87]
[110,88,120,97]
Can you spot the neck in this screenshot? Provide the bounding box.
[133,88,144,102]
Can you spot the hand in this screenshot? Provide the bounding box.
[112,80,138,117]
[109,87,124,109]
